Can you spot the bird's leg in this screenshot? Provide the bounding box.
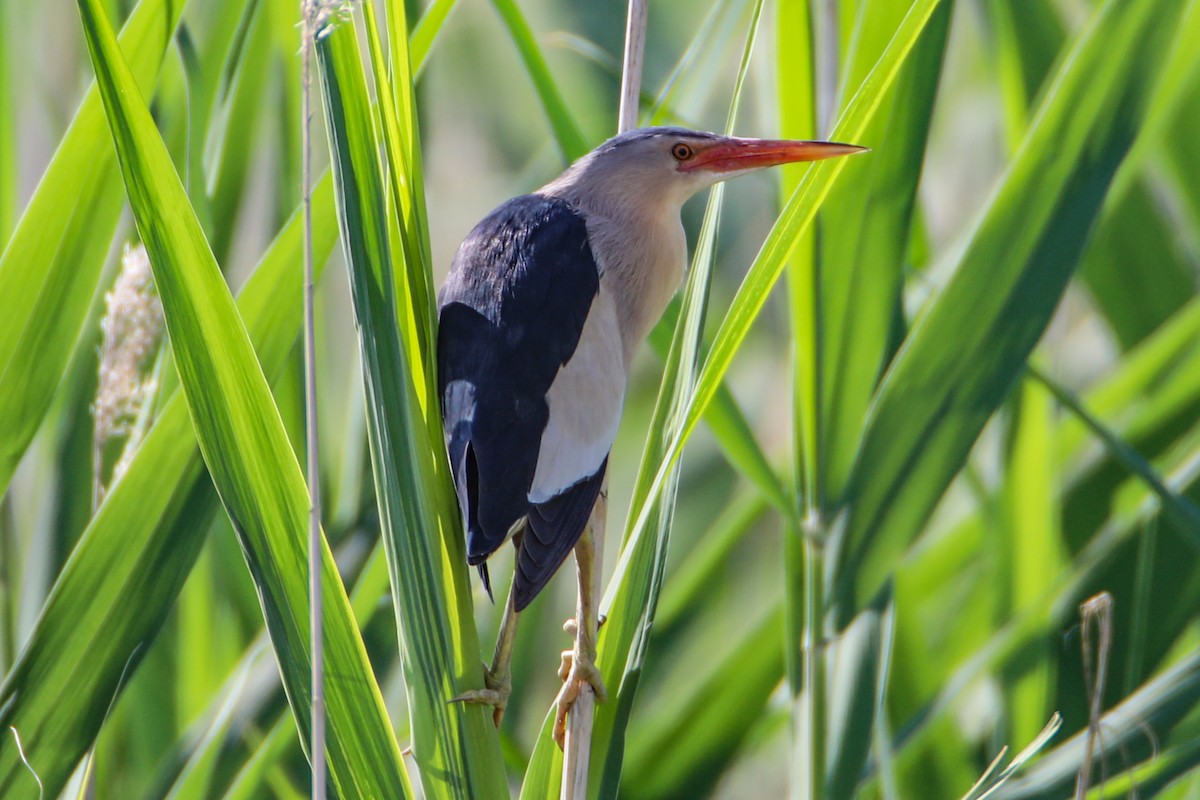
[450,536,522,727]
[553,520,608,748]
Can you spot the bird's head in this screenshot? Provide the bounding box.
[543,127,867,213]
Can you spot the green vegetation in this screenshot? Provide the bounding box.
[1,0,1199,797]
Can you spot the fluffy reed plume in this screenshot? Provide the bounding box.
[92,242,164,503]
[304,0,355,41]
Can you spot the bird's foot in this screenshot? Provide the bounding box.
[450,662,511,727]
[553,619,607,748]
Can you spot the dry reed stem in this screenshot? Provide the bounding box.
[561,480,607,799]
[560,5,647,795]
[300,3,326,798]
[1075,591,1114,799]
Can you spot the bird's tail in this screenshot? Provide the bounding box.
[513,458,608,611]
[476,562,493,602]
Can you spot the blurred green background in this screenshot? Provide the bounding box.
[2,0,1200,797]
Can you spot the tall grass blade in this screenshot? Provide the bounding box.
[315,15,507,798]
[73,2,411,795]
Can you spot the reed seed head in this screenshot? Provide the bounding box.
[93,243,164,470]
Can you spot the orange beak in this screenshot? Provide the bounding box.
[679,137,868,173]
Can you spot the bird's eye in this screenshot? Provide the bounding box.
[671,142,694,161]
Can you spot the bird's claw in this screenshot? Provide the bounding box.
[449,662,511,728]
[553,643,607,749]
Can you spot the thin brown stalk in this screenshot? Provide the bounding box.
[617,0,648,134]
[814,0,838,134]
[561,481,607,799]
[1075,591,1113,799]
[560,4,647,796]
[301,2,326,798]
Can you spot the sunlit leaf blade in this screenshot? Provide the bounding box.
[0,173,338,799]
[72,2,411,796]
[836,0,1190,612]
[316,15,507,798]
[0,0,184,497]
[379,0,437,399]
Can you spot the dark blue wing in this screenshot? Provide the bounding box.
[437,194,603,605]
[516,458,608,610]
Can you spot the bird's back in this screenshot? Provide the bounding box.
[437,194,610,608]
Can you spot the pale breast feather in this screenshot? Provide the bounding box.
[528,287,624,503]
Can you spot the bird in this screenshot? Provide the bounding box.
[437,126,865,743]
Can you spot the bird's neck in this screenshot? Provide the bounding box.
[541,184,687,365]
